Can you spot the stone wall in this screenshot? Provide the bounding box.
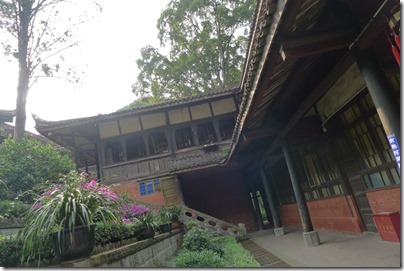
[57,230,183,268]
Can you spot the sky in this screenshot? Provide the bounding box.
[0,0,171,134]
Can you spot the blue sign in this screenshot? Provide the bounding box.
[388,134,400,169]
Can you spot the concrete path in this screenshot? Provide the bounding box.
[245,227,401,268]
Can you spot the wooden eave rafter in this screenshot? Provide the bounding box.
[242,125,281,141]
[279,24,357,59]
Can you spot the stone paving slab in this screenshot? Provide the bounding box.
[241,239,291,268]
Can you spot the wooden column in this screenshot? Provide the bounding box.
[351,47,401,145]
[260,167,282,228]
[95,123,104,180]
[249,181,264,231]
[282,142,320,246]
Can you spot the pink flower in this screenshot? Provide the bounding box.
[83,180,98,190]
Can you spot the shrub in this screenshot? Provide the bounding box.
[0,200,31,219]
[170,223,260,268]
[182,226,223,256]
[175,249,224,268]
[0,137,75,202]
[217,236,261,267]
[0,235,22,267]
[95,222,141,246]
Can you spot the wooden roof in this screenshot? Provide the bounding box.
[228,0,400,162]
[34,87,240,168]
[0,109,15,123]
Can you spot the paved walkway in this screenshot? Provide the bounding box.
[241,239,290,268]
[243,227,401,268]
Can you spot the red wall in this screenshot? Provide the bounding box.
[180,170,257,232]
[111,181,166,206]
[366,187,400,214]
[279,195,364,234]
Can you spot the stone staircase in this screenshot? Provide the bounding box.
[180,206,247,240]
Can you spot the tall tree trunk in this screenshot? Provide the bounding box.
[14,69,29,140]
[14,0,31,141]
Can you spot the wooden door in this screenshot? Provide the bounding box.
[348,174,377,232]
[161,176,183,206]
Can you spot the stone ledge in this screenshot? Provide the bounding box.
[57,229,183,268]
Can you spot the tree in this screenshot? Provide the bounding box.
[132,0,255,102]
[0,137,75,201]
[0,0,101,140]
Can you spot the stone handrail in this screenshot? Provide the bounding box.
[180,206,247,241]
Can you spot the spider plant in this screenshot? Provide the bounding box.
[18,170,121,264]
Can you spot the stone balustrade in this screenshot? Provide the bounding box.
[181,206,247,240]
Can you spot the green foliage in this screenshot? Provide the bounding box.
[175,249,225,268]
[182,226,223,256]
[0,234,22,267]
[0,137,74,201]
[156,206,172,225]
[171,225,260,268]
[18,171,120,264]
[118,96,162,112]
[168,205,182,222]
[0,200,31,219]
[94,222,141,246]
[137,211,158,229]
[156,205,182,225]
[132,0,255,101]
[216,236,260,267]
[0,234,53,267]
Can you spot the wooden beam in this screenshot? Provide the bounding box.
[280,25,356,59]
[352,0,400,49]
[242,126,281,141]
[260,53,355,161]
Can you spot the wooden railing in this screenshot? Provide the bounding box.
[180,206,247,241]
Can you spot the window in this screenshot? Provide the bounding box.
[331,92,400,189]
[139,179,161,196]
[104,139,123,165]
[197,122,217,144]
[126,134,146,160]
[219,117,235,140]
[175,127,195,149]
[299,145,344,200]
[148,131,169,155]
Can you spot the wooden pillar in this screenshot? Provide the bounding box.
[260,167,282,228]
[351,47,401,145]
[282,142,313,232]
[282,141,320,246]
[95,123,104,180]
[249,181,264,231]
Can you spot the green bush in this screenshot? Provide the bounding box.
[0,234,22,267]
[217,236,260,267]
[175,249,224,268]
[169,224,260,268]
[0,234,55,267]
[0,200,31,219]
[182,226,223,256]
[0,137,74,202]
[95,222,141,246]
